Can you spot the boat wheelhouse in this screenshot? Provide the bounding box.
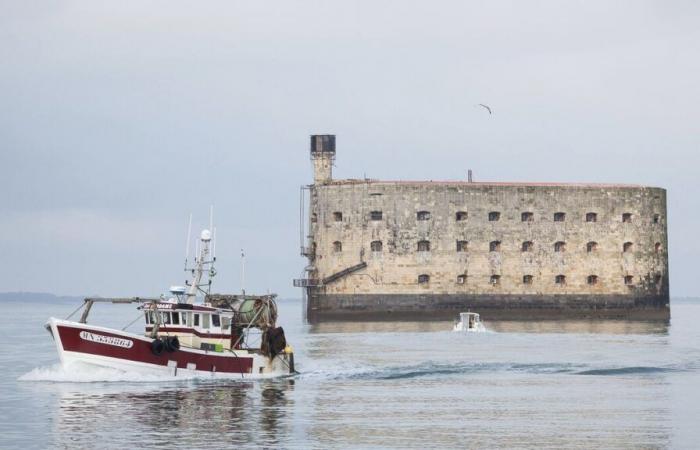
[452,312,486,332]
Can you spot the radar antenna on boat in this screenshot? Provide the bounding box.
[184,220,217,304]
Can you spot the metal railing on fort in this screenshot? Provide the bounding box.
[300,246,315,257]
[293,279,322,287]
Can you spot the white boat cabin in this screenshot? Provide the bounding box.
[142,303,241,351]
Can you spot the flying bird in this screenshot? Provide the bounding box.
[478,103,492,114]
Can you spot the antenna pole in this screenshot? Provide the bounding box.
[241,249,245,295]
[184,213,192,269]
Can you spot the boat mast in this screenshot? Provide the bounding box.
[185,229,212,304]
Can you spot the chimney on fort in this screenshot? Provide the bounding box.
[310,134,335,184]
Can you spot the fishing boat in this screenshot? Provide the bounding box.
[452,312,486,332]
[45,226,295,378]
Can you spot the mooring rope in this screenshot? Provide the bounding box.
[121,312,144,331]
[64,302,86,321]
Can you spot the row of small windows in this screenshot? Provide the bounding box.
[417,274,659,286]
[331,211,662,223]
[144,311,228,330]
[332,240,663,253]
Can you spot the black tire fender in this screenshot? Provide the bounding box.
[166,336,180,352]
[151,338,165,356]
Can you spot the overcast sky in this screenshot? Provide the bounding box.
[1,1,699,298]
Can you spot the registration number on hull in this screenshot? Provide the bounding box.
[79,331,134,349]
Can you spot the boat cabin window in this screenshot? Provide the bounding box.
[221,316,231,331]
[212,314,220,327]
[202,314,211,329]
[181,312,189,326]
[144,312,151,324]
[194,314,200,327]
[171,312,180,325]
[161,312,171,324]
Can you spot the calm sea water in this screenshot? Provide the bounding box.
[1,297,699,449]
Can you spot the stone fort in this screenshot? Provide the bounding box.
[296,135,669,319]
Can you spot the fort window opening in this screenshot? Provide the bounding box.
[456,240,468,252]
[370,210,383,221]
[523,275,533,285]
[488,211,501,221]
[489,241,501,252]
[653,214,660,224]
[622,213,632,223]
[587,241,598,253]
[623,242,633,253]
[333,211,343,222]
[417,211,431,221]
[417,240,431,252]
[418,274,430,284]
[655,242,662,253]
[554,212,566,222]
[554,241,566,252]
[522,241,533,252]
[587,275,599,285]
[521,212,534,222]
[654,274,662,285]
[333,241,342,252]
[624,275,634,285]
[586,212,598,222]
[457,274,466,284]
[371,240,383,252]
[490,275,501,285]
[456,211,468,221]
[311,213,317,223]
[555,274,566,285]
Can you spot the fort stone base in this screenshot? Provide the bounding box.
[307,293,670,321]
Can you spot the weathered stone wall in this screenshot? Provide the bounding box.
[304,180,668,316]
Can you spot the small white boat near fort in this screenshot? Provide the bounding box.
[45,224,295,379]
[453,312,486,332]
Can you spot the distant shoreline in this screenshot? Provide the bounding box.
[0,292,305,302]
[0,292,84,302]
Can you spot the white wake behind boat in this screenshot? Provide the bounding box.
[453,312,486,332]
[45,225,295,379]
